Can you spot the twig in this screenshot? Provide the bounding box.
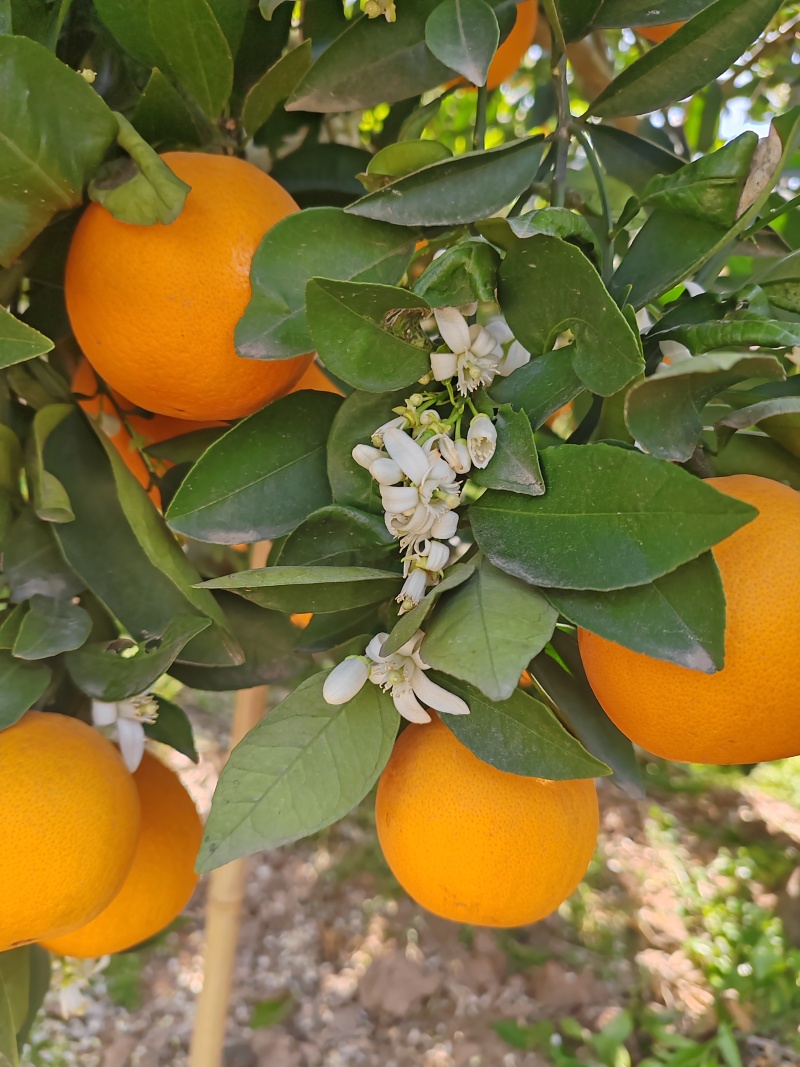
[473,84,488,151]
[571,123,614,281]
[552,55,571,208]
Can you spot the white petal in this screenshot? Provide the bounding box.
[381,484,419,513]
[397,569,426,611]
[486,319,514,345]
[395,630,425,658]
[658,339,691,363]
[496,340,530,377]
[430,350,459,382]
[370,458,403,485]
[468,323,501,359]
[459,301,478,317]
[411,669,470,715]
[366,632,390,661]
[383,427,430,484]
[425,540,450,571]
[323,658,369,705]
[352,444,386,469]
[116,717,146,772]
[430,510,458,539]
[467,414,497,469]
[434,307,471,354]
[392,684,432,723]
[91,700,118,727]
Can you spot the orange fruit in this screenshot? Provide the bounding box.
[375,715,599,927]
[578,475,800,766]
[71,360,224,505]
[637,21,683,42]
[65,151,313,422]
[0,712,140,951]
[290,361,343,396]
[290,612,313,628]
[42,751,203,958]
[447,0,539,90]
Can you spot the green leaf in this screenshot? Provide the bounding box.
[26,404,73,523]
[367,140,453,183]
[549,0,603,41]
[471,405,544,497]
[499,235,643,396]
[200,566,402,614]
[130,69,208,149]
[66,615,211,701]
[236,208,415,360]
[470,443,757,590]
[273,505,395,568]
[489,347,585,428]
[347,138,544,226]
[477,207,601,263]
[546,551,726,672]
[171,592,311,690]
[271,143,373,210]
[655,319,800,354]
[624,351,785,461]
[381,558,477,656]
[437,677,611,779]
[87,113,191,226]
[13,946,50,1052]
[703,428,800,490]
[412,238,500,306]
[326,388,409,514]
[0,36,118,266]
[587,124,683,197]
[0,606,27,651]
[44,413,237,667]
[166,391,341,543]
[93,0,164,65]
[242,40,311,136]
[288,0,517,112]
[593,0,714,28]
[421,559,557,700]
[0,652,50,730]
[12,596,92,661]
[425,0,499,86]
[0,307,53,368]
[3,509,83,603]
[144,696,198,762]
[589,0,784,119]
[149,0,234,118]
[529,632,643,796]
[0,948,29,1037]
[718,396,800,440]
[295,605,380,653]
[0,968,18,1067]
[306,280,431,392]
[197,671,399,870]
[250,994,294,1030]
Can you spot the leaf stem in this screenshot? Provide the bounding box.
[552,55,571,209]
[473,84,488,151]
[571,123,614,282]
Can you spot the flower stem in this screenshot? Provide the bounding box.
[552,55,571,208]
[473,84,489,151]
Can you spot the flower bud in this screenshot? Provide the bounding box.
[369,458,403,485]
[323,657,369,705]
[439,435,471,474]
[431,510,458,539]
[353,443,385,469]
[425,540,450,572]
[467,414,497,469]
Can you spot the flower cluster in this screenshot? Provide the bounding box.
[323,306,530,721]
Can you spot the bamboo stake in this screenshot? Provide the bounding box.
[188,540,271,1067]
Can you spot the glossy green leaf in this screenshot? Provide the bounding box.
[306,279,431,391]
[0,605,26,651]
[549,0,603,41]
[477,207,601,263]
[93,0,164,65]
[0,968,18,1067]
[144,696,198,762]
[593,0,714,27]
[381,558,477,656]
[489,347,585,428]
[656,319,800,354]
[326,388,410,514]
[529,633,642,796]
[44,414,236,666]
[347,137,544,226]
[271,143,372,209]
[0,947,28,1039]
[149,0,233,118]
[471,443,757,590]
[412,239,500,306]
[197,671,399,870]
[201,565,402,613]
[587,124,683,196]
[703,429,800,490]
[499,236,643,396]
[130,68,208,148]
[12,596,92,661]
[718,396,800,438]
[425,0,499,86]
[273,505,395,568]
[288,0,517,112]
[236,208,415,360]
[547,551,726,672]
[421,560,557,700]
[471,405,544,496]
[13,945,50,1052]
[367,140,452,181]
[589,0,783,119]
[26,404,73,523]
[0,652,50,730]
[3,509,83,603]
[66,615,211,701]
[171,592,310,690]
[438,677,611,779]
[295,605,380,654]
[166,391,341,543]
[242,40,311,136]
[625,352,784,461]
[0,35,117,266]
[0,307,53,368]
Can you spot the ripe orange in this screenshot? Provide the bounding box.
[71,360,225,505]
[0,712,140,952]
[637,22,683,42]
[43,752,203,958]
[65,151,313,422]
[376,715,599,927]
[447,0,539,90]
[289,361,343,396]
[578,475,800,765]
